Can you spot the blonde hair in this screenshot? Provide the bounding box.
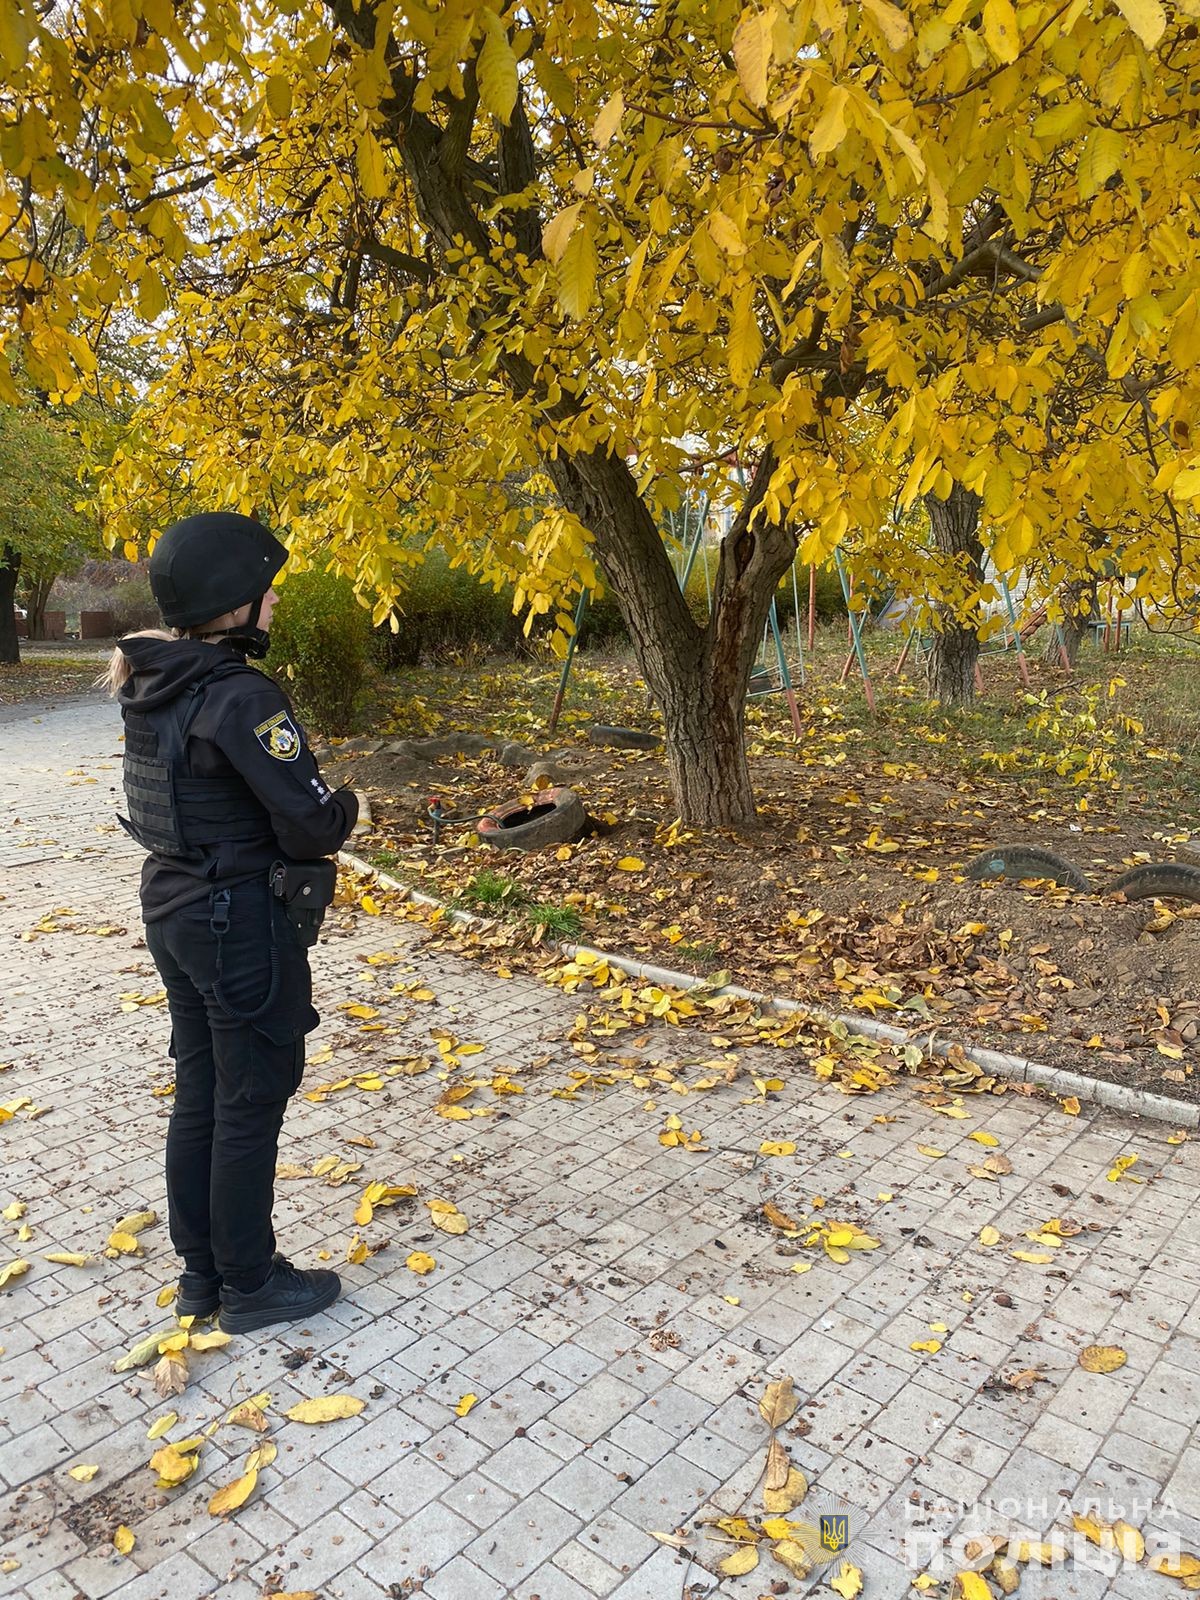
[98,629,180,696]
[100,599,261,696]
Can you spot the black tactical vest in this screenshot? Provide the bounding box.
[121,668,273,860]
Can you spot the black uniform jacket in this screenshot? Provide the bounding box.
[117,635,359,921]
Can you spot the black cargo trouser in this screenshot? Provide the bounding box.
[145,877,319,1292]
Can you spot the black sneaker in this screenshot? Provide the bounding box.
[177,1252,286,1320]
[177,1269,222,1320]
[218,1257,341,1335]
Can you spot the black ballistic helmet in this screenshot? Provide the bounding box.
[149,511,288,629]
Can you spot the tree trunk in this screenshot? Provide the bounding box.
[24,572,55,641]
[540,445,784,827]
[0,545,20,665]
[1042,578,1096,667]
[924,482,983,706]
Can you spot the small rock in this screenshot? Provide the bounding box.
[496,741,536,766]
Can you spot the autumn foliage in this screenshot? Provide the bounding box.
[2,0,1200,819]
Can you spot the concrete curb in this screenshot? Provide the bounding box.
[338,848,1198,1131]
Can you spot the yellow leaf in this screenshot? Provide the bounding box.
[1112,1521,1144,1562]
[592,90,624,149]
[113,1525,135,1556]
[149,1444,198,1487]
[477,10,518,122]
[1011,1251,1054,1265]
[346,1235,369,1265]
[557,215,598,320]
[969,1131,1000,1147]
[1061,1096,1081,1116]
[43,1252,91,1266]
[356,129,388,199]
[107,1231,141,1255]
[455,1393,478,1417]
[1078,1344,1127,1374]
[208,1466,258,1516]
[146,1412,178,1440]
[831,1561,864,1598]
[763,1200,800,1232]
[981,0,1019,63]
[911,1340,942,1354]
[763,1466,808,1514]
[773,1537,815,1579]
[342,1004,379,1021]
[188,1330,231,1353]
[264,74,293,119]
[758,1376,798,1429]
[68,1463,100,1481]
[718,1545,760,1577]
[1113,0,1166,47]
[543,202,583,266]
[861,0,910,49]
[616,857,645,872]
[228,1401,270,1432]
[1152,1553,1200,1578]
[0,1259,30,1288]
[731,6,772,106]
[759,1140,796,1157]
[247,1440,278,1472]
[407,1251,436,1274]
[1,1202,24,1221]
[284,1395,366,1424]
[954,1574,993,1600]
[979,1226,1001,1247]
[916,1146,945,1159]
[360,894,381,916]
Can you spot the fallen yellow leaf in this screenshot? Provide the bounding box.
[455,1393,479,1417]
[758,1376,798,1429]
[113,1525,135,1556]
[1078,1344,1127,1374]
[0,1259,31,1288]
[43,1252,91,1267]
[407,1251,436,1275]
[68,1463,99,1482]
[616,857,645,871]
[979,1226,1001,1247]
[718,1545,759,1577]
[831,1560,864,1598]
[284,1395,365,1424]
[208,1466,258,1516]
[146,1412,177,1441]
[759,1140,796,1157]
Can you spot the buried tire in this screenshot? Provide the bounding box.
[477,786,588,852]
[1105,862,1200,903]
[963,844,1091,893]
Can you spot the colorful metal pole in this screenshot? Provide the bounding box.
[547,585,590,735]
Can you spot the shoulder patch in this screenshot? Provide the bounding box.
[253,708,303,762]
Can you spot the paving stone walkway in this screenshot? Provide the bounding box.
[1,697,1198,1600]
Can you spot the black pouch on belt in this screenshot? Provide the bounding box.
[269,859,337,947]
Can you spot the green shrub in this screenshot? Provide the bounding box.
[269,566,372,735]
[375,550,525,668]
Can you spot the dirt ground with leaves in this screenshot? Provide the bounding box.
[325,637,1200,1109]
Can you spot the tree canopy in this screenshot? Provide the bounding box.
[3,0,1200,817]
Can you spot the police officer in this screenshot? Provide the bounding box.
[109,511,360,1334]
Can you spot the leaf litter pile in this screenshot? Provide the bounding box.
[326,653,1200,1104]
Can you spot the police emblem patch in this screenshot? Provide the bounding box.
[253,709,302,761]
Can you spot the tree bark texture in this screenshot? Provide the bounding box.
[1042,578,1096,667]
[924,482,983,706]
[0,545,21,665]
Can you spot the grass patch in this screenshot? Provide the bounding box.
[453,869,529,913]
[526,902,584,940]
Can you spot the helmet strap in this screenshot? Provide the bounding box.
[196,594,271,659]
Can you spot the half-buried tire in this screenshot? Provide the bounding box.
[1105,863,1200,903]
[477,787,589,852]
[963,844,1091,893]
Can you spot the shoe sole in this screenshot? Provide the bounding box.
[177,1297,221,1320]
[218,1278,341,1335]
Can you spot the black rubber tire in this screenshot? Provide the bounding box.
[963,845,1091,893]
[587,724,661,751]
[1105,863,1200,903]
[477,787,588,851]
